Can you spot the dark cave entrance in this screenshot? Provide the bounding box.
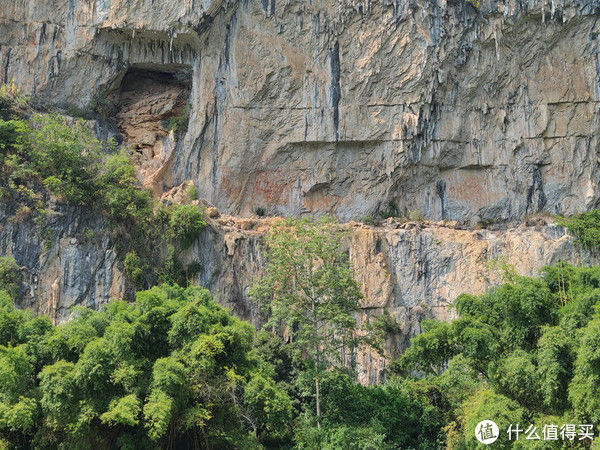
[115,64,192,151]
[110,64,193,193]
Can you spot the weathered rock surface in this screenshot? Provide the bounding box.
[0,203,125,322]
[3,0,600,223]
[116,67,191,194]
[0,195,588,381]
[189,217,588,383]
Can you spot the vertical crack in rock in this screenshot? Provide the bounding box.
[36,23,47,76]
[594,31,600,100]
[212,12,237,201]
[526,165,547,214]
[412,102,440,163]
[3,48,11,84]
[66,0,75,47]
[263,0,276,17]
[49,50,62,81]
[212,97,220,198]
[330,40,341,142]
[436,180,447,220]
[186,109,211,179]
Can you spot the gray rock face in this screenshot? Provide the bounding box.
[0,203,125,322]
[0,199,587,381]
[188,217,589,384]
[2,0,600,223]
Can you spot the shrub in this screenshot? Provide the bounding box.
[66,104,95,121]
[88,91,117,119]
[168,205,206,249]
[187,184,199,201]
[558,210,600,253]
[401,209,425,223]
[185,261,202,278]
[293,371,442,449]
[8,204,33,223]
[0,95,12,120]
[0,256,21,299]
[0,120,29,164]
[28,114,103,204]
[164,106,190,140]
[379,200,398,220]
[0,81,29,118]
[158,245,186,286]
[362,215,378,227]
[123,251,144,289]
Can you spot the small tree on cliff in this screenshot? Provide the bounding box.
[250,217,367,427]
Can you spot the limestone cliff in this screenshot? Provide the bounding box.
[1,203,588,383]
[2,0,599,381]
[2,0,600,223]
[0,202,125,320]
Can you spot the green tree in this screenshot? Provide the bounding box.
[28,114,104,205]
[558,210,600,253]
[250,217,365,429]
[0,285,292,448]
[568,307,600,423]
[168,204,206,249]
[397,263,600,447]
[293,370,442,449]
[0,257,21,300]
[250,217,363,372]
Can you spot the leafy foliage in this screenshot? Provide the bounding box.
[558,209,600,253]
[293,370,442,449]
[88,90,118,119]
[0,94,206,289]
[163,106,190,141]
[247,218,440,448]
[168,204,206,249]
[250,217,365,373]
[0,257,21,300]
[396,263,600,447]
[0,285,291,448]
[29,114,105,204]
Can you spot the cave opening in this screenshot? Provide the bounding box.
[110,63,193,193]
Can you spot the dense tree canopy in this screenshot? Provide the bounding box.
[396,263,600,448]
[0,285,292,449]
[0,282,446,449]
